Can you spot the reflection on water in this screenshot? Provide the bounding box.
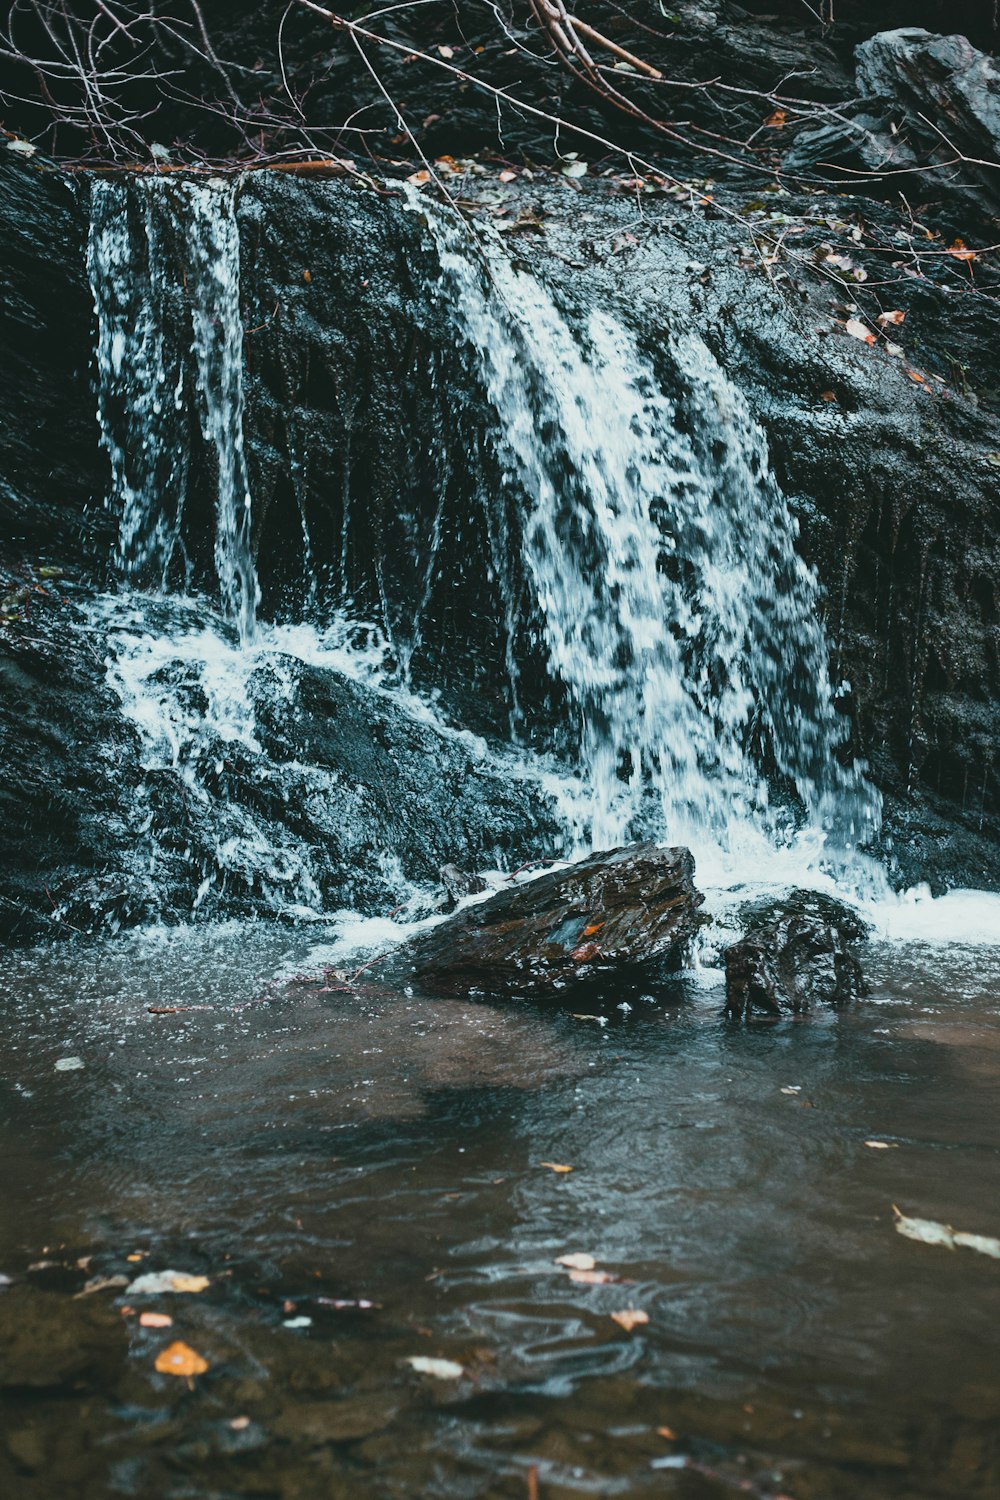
[1,924,999,1499]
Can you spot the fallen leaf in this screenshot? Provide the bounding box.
[947,238,977,261]
[562,160,588,178]
[780,1086,801,1094]
[865,1140,898,1150]
[74,1274,129,1298]
[282,1316,313,1329]
[764,110,786,128]
[539,1162,573,1173]
[437,44,455,58]
[819,390,837,402]
[905,367,926,383]
[844,318,876,345]
[499,169,516,183]
[127,1270,210,1295]
[406,169,431,187]
[555,1253,596,1271]
[877,309,906,325]
[139,1311,173,1328]
[657,1425,677,1440]
[611,1308,649,1331]
[6,137,37,156]
[570,1268,614,1284]
[54,1057,84,1072]
[155,1340,209,1378]
[893,1205,1000,1259]
[406,1355,464,1379]
[127,1253,145,1263]
[230,1416,250,1431]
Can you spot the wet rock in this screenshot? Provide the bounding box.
[787,29,1000,221]
[438,863,489,909]
[370,843,703,1000]
[724,894,869,1018]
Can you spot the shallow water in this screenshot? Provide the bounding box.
[2,921,999,1500]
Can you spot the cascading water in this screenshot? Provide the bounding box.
[88,176,260,644]
[409,193,883,884]
[81,173,888,925]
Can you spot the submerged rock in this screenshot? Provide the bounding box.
[724,893,869,1019]
[369,843,703,1000]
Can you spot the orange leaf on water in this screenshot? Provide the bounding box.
[154,1341,209,1378]
[539,1161,573,1173]
[610,1308,649,1331]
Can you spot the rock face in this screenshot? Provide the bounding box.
[724,893,869,1018]
[368,844,704,1000]
[787,27,1000,221]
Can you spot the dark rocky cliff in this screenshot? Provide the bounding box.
[3,9,1000,938]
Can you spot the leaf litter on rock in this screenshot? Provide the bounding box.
[554,1253,596,1271]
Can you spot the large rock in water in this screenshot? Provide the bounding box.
[367,844,703,1000]
[724,894,869,1019]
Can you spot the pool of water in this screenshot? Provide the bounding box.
[2,920,999,1499]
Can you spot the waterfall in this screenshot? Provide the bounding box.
[409,194,882,875]
[81,175,884,919]
[88,176,260,644]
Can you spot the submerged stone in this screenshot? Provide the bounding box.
[724,894,869,1018]
[369,842,703,1000]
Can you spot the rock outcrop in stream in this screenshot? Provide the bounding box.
[368,844,704,1000]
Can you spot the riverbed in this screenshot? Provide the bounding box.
[2,921,998,1499]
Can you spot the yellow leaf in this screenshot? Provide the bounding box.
[610,1308,650,1331]
[539,1161,573,1173]
[155,1341,209,1378]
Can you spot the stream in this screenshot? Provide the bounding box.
[2,924,1000,1498]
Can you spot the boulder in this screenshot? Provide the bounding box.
[724,892,869,1019]
[785,28,1000,222]
[367,843,704,1000]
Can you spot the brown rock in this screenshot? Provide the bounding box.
[370,843,703,1000]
